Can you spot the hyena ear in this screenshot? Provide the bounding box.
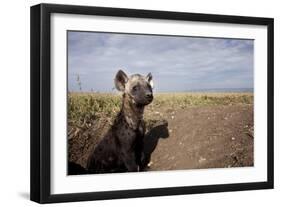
[115,70,128,91]
[146,72,154,88]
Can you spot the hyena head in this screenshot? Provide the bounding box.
[115,70,154,106]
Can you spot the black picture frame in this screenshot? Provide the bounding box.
[30,3,274,204]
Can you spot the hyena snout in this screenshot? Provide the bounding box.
[135,86,153,105]
[146,92,153,99]
[145,91,153,102]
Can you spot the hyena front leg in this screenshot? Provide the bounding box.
[120,150,139,172]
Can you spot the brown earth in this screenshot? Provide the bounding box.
[68,104,254,173]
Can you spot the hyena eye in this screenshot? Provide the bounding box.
[132,85,138,91]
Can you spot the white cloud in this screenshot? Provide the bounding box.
[68,31,253,92]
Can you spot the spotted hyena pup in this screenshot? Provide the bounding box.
[87,70,154,173]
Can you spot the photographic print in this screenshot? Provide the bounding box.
[67,31,254,175]
[31,4,273,203]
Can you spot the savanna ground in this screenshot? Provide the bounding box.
[68,92,254,173]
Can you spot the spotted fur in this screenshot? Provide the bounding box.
[87,70,154,173]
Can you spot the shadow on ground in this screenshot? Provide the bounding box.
[142,120,169,168]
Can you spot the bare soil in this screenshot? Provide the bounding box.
[68,104,253,173]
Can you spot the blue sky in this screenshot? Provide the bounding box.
[68,31,253,92]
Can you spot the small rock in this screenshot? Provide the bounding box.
[147,161,153,167]
[171,116,175,119]
[169,129,173,133]
[231,137,235,141]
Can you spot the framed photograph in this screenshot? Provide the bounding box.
[30,3,274,203]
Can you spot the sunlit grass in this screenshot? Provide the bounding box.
[68,92,253,127]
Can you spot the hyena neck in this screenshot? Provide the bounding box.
[120,93,144,130]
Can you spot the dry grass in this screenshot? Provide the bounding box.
[68,92,253,127]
